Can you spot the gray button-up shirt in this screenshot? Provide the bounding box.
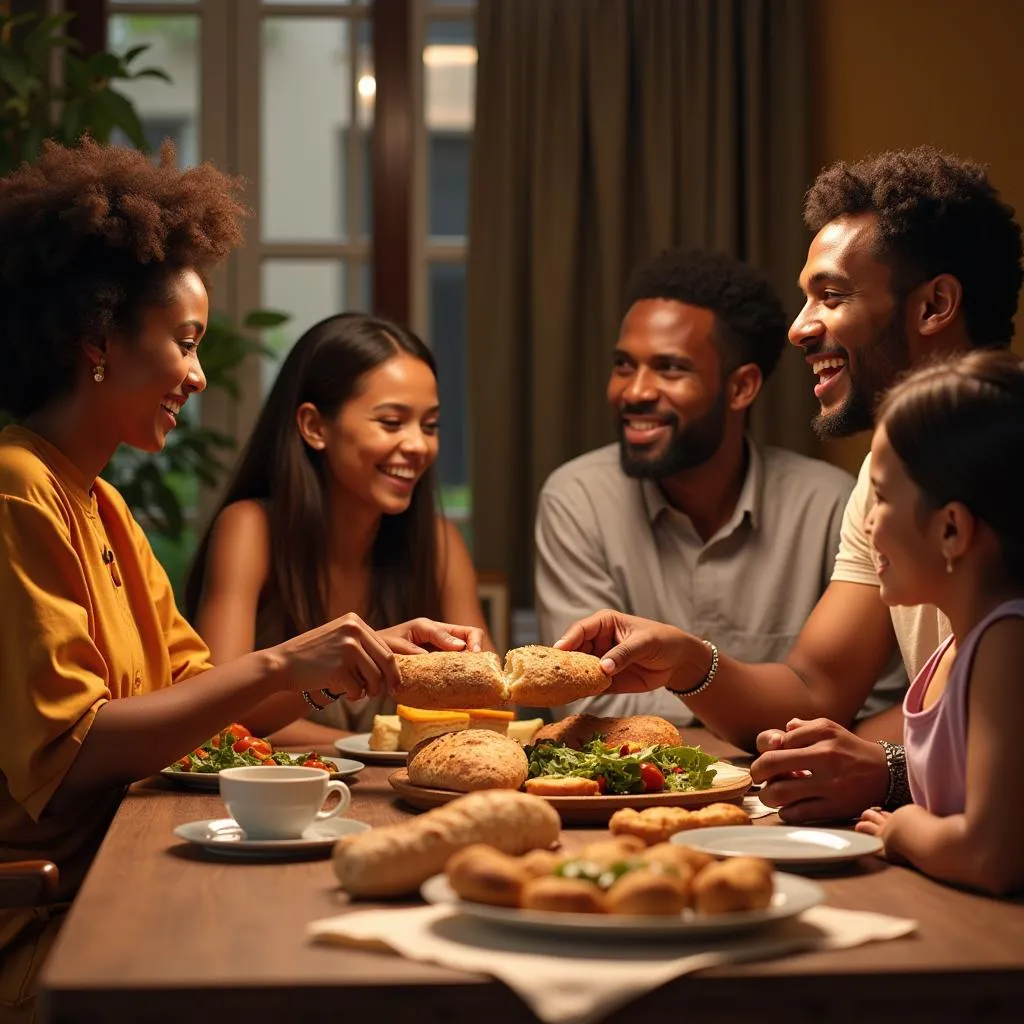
[535,440,859,725]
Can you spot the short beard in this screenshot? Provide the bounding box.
[813,305,911,440]
[619,388,728,478]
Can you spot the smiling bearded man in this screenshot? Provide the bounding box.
[534,247,860,727]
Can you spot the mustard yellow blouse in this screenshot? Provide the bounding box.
[0,426,213,1008]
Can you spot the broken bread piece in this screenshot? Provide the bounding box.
[505,646,610,707]
[393,651,507,709]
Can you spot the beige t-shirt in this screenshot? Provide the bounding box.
[535,440,859,724]
[831,454,952,682]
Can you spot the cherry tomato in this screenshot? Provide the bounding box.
[174,756,192,772]
[302,757,334,773]
[193,748,209,760]
[639,762,665,792]
[594,775,608,794]
[233,736,273,757]
[671,766,683,774]
[619,744,630,757]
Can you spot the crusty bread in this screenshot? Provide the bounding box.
[332,790,560,897]
[533,713,680,750]
[393,651,507,709]
[407,730,529,792]
[505,646,610,707]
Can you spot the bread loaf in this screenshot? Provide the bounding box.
[533,713,680,750]
[393,651,507,709]
[332,790,561,897]
[407,730,528,792]
[506,646,610,707]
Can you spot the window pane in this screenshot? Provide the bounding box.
[262,17,372,242]
[428,262,469,497]
[425,19,475,241]
[261,259,348,394]
[108,14,200,167]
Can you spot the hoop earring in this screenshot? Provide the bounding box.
[93,360,106,383]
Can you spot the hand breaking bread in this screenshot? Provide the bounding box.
[332,790,560,897]
[391,646,610,710]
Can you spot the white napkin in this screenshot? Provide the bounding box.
[308,902,915,1024]
[743,792,776,818]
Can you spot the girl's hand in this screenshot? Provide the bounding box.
[378,617,485,655]
[273,612,398,701]
[554,609,698,693]
[856,806,891,837]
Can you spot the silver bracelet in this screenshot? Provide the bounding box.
[667,640,719,699]
[319,688,343,703]
[300,690,326,712]
[877,739,912,809]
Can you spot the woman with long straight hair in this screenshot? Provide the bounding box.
[186,312,492,742]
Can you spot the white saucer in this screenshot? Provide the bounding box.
[672,825,883,866]
[334,733,407,764]
[173,816,369,857]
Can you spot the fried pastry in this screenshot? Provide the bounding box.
[604,867,693,915]
[521,876,608,914]
[692,856,773,915]
[445,844,527,908]
[609,802,750,844]
[523,775,602,797]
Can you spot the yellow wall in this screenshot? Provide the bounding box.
[808,0,1024,474]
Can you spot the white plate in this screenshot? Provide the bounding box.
[420,872,823,939]
[159,756,365,791]
[334,733,407,764]
[672,825,883,866]
[173,816,369,857]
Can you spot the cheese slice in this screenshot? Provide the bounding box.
[397,705,470,750]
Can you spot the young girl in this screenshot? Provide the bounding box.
[856,348,1024,896]
[0,141,478,1018]
[185,313,492,743]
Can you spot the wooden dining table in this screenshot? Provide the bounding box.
[38,729,1024,1023]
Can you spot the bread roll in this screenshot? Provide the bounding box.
[521,876,607,914]
[393,651,507,709]
[692,857,773,915]
[505,646,610,707]
[445,845,527,907]
[333,790,560,897]
[605,869,692,915]
[533,713,680,751]
[407,730,529,792]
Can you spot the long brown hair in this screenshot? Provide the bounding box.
[878,348,1024,582]
[185,312,444,639]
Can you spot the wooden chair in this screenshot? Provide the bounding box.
[0,860,59,908]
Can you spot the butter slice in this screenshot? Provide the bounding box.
[368,714,401,752]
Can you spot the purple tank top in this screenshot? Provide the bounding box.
[904,598,1024,817]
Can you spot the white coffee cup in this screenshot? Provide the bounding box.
[219,765,351,840]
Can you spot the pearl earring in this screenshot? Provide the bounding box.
[945,555,954,574]
[93,361,106,383]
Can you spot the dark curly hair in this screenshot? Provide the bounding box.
[804,146,1023,349]
[623,248,788,382]
[0,138,247,418]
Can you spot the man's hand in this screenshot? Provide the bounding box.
[377,618,485,656]
[554,609,707,693]
[751,717,890,823]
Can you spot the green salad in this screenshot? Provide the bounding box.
[166,726,335,774]
[526,738,717,795]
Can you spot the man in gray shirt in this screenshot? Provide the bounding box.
[535,248,877,724]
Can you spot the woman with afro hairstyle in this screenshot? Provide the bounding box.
[0,140,482,1020]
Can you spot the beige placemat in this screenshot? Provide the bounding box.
[308,903,915,1024]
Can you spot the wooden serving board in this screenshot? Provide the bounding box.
[387,761,752,825]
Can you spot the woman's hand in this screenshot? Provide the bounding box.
[272,612,398,701]
[554,609,701,693]
[378,617,485,655]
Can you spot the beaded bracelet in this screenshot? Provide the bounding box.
[300,690,327,712]
[667,639,719,699]
[877,739,912,809]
